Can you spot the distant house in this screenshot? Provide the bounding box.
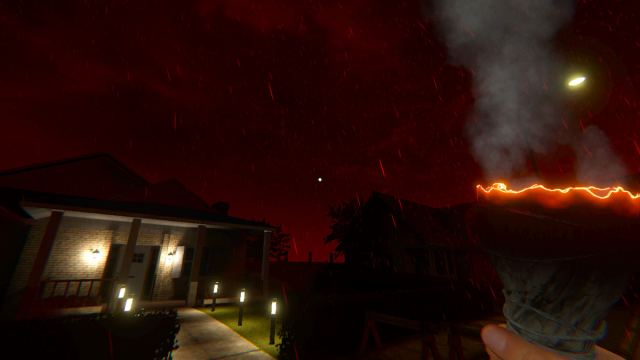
[334,192,498,286]
[0,154,273,318]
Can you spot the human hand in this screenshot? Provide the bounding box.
[480,324,624,360]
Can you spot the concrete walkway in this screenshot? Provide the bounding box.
[173,308,275,360]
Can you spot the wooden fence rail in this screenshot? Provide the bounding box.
[36,278,116,309]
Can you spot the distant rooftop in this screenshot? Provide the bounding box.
[0,153,270,229]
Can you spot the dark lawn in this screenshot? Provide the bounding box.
[199,302,280,358]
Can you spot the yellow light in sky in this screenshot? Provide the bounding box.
[567,75,586,88]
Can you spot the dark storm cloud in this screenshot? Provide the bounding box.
[2,0,640,259]
[1,0,474,260]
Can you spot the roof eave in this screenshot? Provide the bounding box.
[22,201,274,231]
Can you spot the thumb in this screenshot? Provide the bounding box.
[481,324,565,360]
[481,325,508,355]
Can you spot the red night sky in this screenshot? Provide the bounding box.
[1,0,640,261]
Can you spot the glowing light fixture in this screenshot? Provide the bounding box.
[165,248,176,265]
[90,249,100,261]
[269,298,278,344]
[211,282,220,311]
[567,75,586,88]
[118,286,126,299]
[124,297,134,312]
[238,289,247,326]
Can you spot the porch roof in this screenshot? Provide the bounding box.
[1,187,273,231]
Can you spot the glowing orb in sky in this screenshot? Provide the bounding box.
[317,177,323,182]
[567,75,586,88]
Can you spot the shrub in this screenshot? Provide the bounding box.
[1,310,179,360]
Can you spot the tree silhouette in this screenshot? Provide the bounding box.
[325,196,395,271]
[326,199,364,265]
[269,225,292,262]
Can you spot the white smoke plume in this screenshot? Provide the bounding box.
[431,0,626,186]
[575,126,626,186]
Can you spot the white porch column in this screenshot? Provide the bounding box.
[109,218,141,312]
[187,225,206,307]
[17,210,64,319]
[116,218,142,285]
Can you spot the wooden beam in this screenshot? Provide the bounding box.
[448,326,465,360]
[261,230,271,296]
[187,225,206,306]
[107,218,141,313]
[422,333,442,360]
[359,318,383,354]
[368,312,422,331]
[116,218,142,284]
[360,312,442,359]
[17,210,64,319]
[190,225,206,282]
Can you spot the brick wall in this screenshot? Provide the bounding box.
[151,227,194,300]
[6,214,195,302]
[43,217,126,284]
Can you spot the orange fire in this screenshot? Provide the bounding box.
[476,182,640,214]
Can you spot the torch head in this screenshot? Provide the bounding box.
[469,186,640,359]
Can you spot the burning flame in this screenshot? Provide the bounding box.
[476,182,640,214]
[477,182,640,200]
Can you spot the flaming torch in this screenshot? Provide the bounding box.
[473,182,640,359]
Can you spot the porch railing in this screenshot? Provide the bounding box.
[37,278,116,308]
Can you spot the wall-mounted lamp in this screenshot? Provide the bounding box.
[166,248,177,265]
[86,249,101,264]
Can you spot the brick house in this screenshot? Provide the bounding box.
[0,154,273,318]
